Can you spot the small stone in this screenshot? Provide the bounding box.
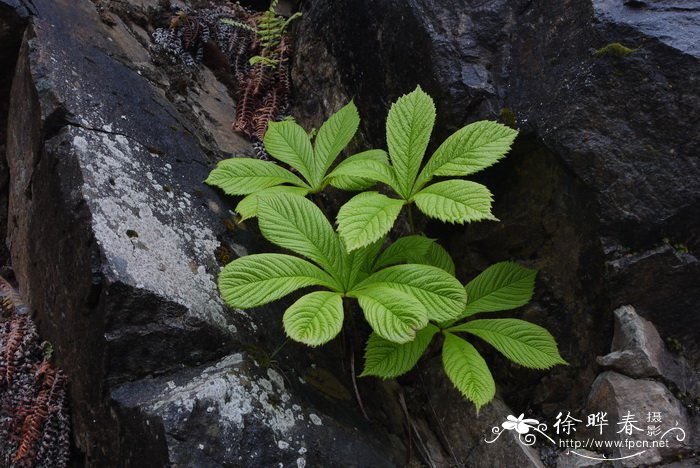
[596,306,698,397]
[586,371,692,466]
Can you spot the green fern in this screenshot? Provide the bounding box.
[249,0,302,67]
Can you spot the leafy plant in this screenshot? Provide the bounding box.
[218,194,465,345]
[361,261,567,409]
[333,86,517,250]
[248,0,302,68]
[208,86,565,410]
[206,100,381,219]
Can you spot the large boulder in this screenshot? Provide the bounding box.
[291,0,700,414]
[2,0,402,465]
[0,0,28,266]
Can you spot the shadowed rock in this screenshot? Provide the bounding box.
[2,0,402,465]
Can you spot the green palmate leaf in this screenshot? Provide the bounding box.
[235,186,309,220]
[373,235,455,275]
[354,264,465,322]
[449,319,566,369]
[326,175,374,192]
[336,192,404,251]
[442,333,495,410]
[354,286,428,343]
[414,180,497,224]
[258,195,345,282]
[361,324,439,378]
[464,262,536,316]
[414,121,518,192]
[325,150,396,191]
[314,101,360,176]
[204,158,308,195]
[283,291,344,346]
[345,237,385,290]
[218,254,338,308]
[425,242,456,276]
[264,120,317,186]
[386,86,436,199]
[373,235,431,268]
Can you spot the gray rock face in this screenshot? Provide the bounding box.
[112,353,395,467]
[596,305,700,402]
[593,0,700,58]
[586,371,693,466]
[292,0,700,414]
[1,0,402,465]
[597,305,681,380]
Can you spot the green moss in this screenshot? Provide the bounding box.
[594,43,638,58]
[499,107,516,129]
[665,336,685,357]
[675,244,690,254]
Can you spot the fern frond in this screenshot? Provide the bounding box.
[0,277,69,468]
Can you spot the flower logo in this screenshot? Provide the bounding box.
[502,414,540,435]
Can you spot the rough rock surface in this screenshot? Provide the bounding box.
[292,0,700,416]
[586,371,693,466]
[597,305,683,380]
[1,0,699,465]
[1,0,402,465]
[0,0,28,266]
[412,362,546,468]
[597,305,700,413]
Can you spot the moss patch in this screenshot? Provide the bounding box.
[594,42,638,58]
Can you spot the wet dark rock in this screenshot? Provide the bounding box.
[292,0,700,416]
[594,0,700,58]
[2,0,403,465]
[1,0,698,464]
[607,245,700,357]
[0,0,29,266]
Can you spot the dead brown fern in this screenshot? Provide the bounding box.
[0,277,70,468]
[150,2,298,154]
